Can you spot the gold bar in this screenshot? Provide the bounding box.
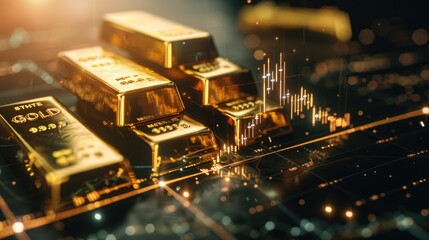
[76,101,218,177]
[57,46,185,126]
[239,5,352,42]
[0,96,137,212]
[179,57,258,106]
[132,115,218,176]
[211,97,292,146]
[100,11,218,68]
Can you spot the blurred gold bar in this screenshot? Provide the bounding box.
[239,3,352,42]
[56,46,185,126]
[101,11,218,68]
[0,96,137,212]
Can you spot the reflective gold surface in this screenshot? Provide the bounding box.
[133,115,218,176]
[56,46,185,126]
[76,99,218,178]
[180,57,258,105]
[101,11,218,68]
[0,96,136,211]
[123,85,184,123]
[217,97,292,146]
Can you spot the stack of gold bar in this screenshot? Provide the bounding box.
[100,11,292,146]
[0,96,139,212]
[56,47,218,177]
